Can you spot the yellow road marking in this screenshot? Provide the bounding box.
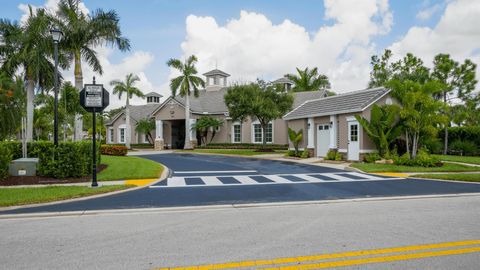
[124,179,157,186]
[263,246,480,270]
[373,172,409,178]
[155,240,480,270]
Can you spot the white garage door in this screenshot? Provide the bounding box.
[317,124,330,157]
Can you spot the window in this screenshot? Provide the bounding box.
[233,124,241,143]
[144,133,149,143]
[147,97,152,103]
[253,122,273,143]
[119,128,125,143]
[109,128,114,143]
[350,124,358,142]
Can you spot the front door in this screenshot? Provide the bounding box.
[347,121,360,161]
[316,124,330,157]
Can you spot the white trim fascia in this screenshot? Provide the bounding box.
[338,148,347,153]
[284,108,364,120]
[360,89,391,111]
[360,149,378,153]
[107,127,114,144]
[346,116,357,122]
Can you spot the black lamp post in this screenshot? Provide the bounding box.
[50,28,63,146]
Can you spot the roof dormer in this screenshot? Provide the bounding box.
[272,76,294,91]
[203,69,230,92]
[145,92,163,104]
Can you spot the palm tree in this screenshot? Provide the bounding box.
[0,7,67,141]
[167,55,205,150]
[136,118,155,144]
[286,67,331,92]
[288,128,303,157]
[52,0,130,141]
[110,73,144,149]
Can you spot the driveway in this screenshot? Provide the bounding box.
[2,153,480,215]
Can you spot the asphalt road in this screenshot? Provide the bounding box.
[1,195,479,269]
[2,153,480,215]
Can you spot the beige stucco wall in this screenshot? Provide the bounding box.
[108,114,157,145]
[286,118,307,149]
[154,102,186,120]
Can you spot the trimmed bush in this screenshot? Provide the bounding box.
[394,149,441,167]
[197,143,288,150]
[439,126,480,155]
[0,143,13,179]
[325,150,343,161]
[364,152,381,163]
[300,148,310,158]
[101,145,128,156]
[449,140,478,156]
[0,141,100,179]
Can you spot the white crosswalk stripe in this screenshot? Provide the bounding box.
[150,172,403,188]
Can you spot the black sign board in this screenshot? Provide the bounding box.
[80,84,109,112]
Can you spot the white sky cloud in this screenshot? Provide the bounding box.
[170,0,393,94]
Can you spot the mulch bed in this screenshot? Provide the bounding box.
[0,164,107,186]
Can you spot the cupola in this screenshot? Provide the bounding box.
[203,69,230,91]
[145,92,163,104]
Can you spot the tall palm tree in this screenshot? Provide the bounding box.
[0,7,67,141]
[52,0,130,141]
[167,55,205,150]
[286,67,331,92]
[110,73,144,149]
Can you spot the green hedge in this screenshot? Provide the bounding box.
[196,143,288,150]
[439,126,480,155]
[0,141,100,179]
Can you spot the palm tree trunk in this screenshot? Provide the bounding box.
[443,91,448,155]
[125,96,131,149]
[25,79,35,142]
[184,94,193,150]
[74,52,83,141]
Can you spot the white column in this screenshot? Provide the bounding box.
[307,117,314,148]
[189,119,196,141]
[329,115,337,148]
[156,120,163,140]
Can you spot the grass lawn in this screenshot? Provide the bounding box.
[98,155,163,181]
[432,155,480,165]
[351,162,480,173]
[0,185,132,207]
[178,149,287,156]
[412,173,480,183]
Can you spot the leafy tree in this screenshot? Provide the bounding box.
[167,55,205,150]
[52,0,130,140]
[136,118,155,144]
[287,128,303,156]
[431,54,477,154]
[110,73,144,149]
[451,96,480,126]
[387,79,447,158]
[0,73,25,140]
[355,104,402,158]
[0,7,68,141]
[225,82,294,148]
[193,116,224,146]
[286,67,330,92]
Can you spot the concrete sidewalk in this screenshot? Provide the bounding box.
[0,179,158,188]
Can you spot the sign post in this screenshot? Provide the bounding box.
[80,77,109,187]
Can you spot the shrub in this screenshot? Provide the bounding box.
[325,150,336,161]
[394,149,440,167]
[449,140,478,156]
[196,143,288,150]
[300,148,310,158]
[0,144,13,179]
[422,137,443,154]
[286,150,297,157]
[394,153,412,166]
[334,152,343,161]
[440,126,480,154]
[101,145,128,156]
[364,153,381,163]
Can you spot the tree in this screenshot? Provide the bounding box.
[355,104,403,158]
[387,79,447,158]
[286,67,331,92]
[52,0,130,141]
[431,54,477,154]
[136,118,155,144]
[110,73,144,149]
[193,116,224,146]
[167,55,205,150]
[225,82,294,149]
[287,128,303,156]
[0,73,25,140]
[0,7,67,141]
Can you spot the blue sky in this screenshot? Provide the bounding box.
[1,0,478,108]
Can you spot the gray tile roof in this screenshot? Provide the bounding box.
[203,69,230,77]
[145,92,163,97]
[106,103,160,126]
[283,87,390,120]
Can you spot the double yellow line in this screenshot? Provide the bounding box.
[156,240,480,270]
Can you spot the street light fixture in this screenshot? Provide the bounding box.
[50,28,63,146]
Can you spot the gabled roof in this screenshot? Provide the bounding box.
[106,104,160,126]
[203,69,230,77]
[283,87,390,120]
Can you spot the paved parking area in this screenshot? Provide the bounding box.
[1,153,480,215]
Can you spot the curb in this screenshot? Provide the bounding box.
[2,192,480,220]
[0,165,170,212]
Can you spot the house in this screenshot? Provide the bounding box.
[105,69,325,148]
[283,87,395,161]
